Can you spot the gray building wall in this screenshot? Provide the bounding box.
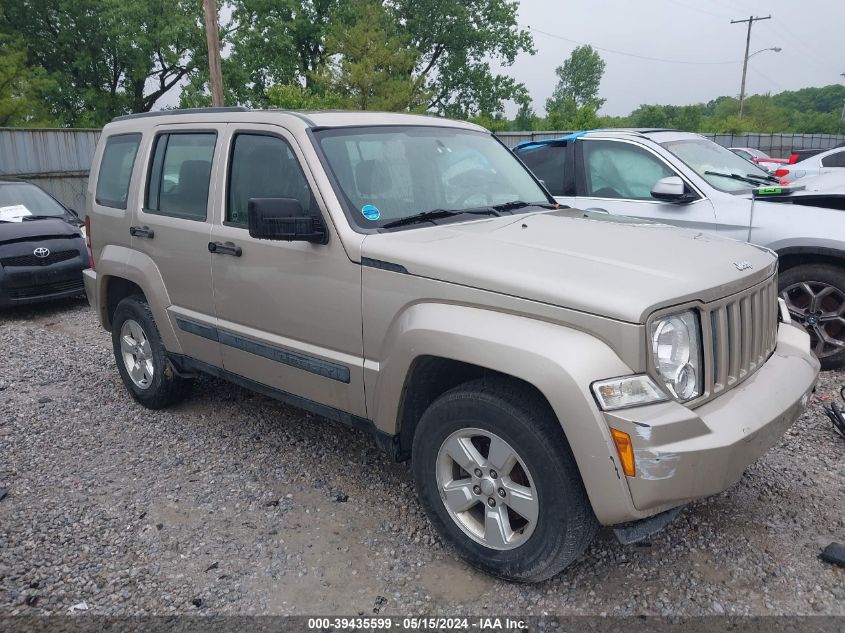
[0,128,101,212]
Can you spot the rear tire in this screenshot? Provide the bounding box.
[111,295,191,409]
[411,378,598,582]
[779,264,845,369]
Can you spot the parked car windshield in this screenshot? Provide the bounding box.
[315,126,551,229]
[661,138,772,194]
[0,182,67,221]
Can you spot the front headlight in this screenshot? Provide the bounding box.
[650,310,702,402]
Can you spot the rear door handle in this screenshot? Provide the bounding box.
[130,225,154,238]
[208,241,242,257]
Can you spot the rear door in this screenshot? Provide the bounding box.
[208,123,366,417]
[132,125,224,367]
[820,148,845,174]
[573,138,716,230]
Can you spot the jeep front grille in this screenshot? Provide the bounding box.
[705,275,779,398]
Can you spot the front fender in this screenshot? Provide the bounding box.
[369,302,641,524]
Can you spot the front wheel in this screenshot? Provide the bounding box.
[779,264,845,369]
[411,378,597,582]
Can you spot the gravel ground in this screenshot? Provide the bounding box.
[1,299,844,617]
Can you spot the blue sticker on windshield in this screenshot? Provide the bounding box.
[361,204,381,221]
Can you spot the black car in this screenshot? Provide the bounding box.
[0,179,89,306]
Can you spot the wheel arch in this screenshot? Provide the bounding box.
[776,246,845,273]
[93,245,181,352]
[370,302,640,524]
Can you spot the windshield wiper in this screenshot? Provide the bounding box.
[745,172,781,184]
[490,200,556,212]
[381,208,500,229]
[704,171,767,187]
[21,215,62,221]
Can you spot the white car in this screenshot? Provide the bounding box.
[776,145,845,181]
[791,171,845,193]
[729,147,788,173]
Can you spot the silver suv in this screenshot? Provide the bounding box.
[84,109,819,582]
[514,129,845,367]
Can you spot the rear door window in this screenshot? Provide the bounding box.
[95,134,141,209]
[146,132,216,220]
[516,144,570,196]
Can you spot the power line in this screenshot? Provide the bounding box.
[525,25,742,66]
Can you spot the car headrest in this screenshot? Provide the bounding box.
[355,160,392,196]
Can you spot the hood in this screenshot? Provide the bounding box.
[0,217,81,246]
[361,209,777,323]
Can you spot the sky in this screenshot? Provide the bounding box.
[159,0,845,118]
[499,0,845,117]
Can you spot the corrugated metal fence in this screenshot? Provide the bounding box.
[1,128,843,211]
[0,128,101,212]
[496,131,845,155]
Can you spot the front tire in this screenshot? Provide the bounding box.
[411,378,598,582]
[111,295,191,409]
[779,264,845,369]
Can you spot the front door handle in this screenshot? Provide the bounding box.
[208,241,242,257]
[130,225,155,238]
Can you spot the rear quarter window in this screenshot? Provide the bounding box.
[821,150,845,168]
[516,144,569,196]
[95,134,142,209]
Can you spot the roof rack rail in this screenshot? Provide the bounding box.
[111,107,249,122]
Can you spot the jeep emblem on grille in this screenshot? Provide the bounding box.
[733,260,753,271]
[33,247,50,258]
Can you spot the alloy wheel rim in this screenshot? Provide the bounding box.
[781,281,845,359]
[120,319,154,389]
[435,427,539,551]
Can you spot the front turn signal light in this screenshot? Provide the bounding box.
[610,428,636,477]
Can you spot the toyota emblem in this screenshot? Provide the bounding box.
[33,247,50,258]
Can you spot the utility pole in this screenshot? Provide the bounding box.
[731,14,771,119]
[202,0,225,107]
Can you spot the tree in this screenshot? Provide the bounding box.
[318,0,422,111]
[1,0,205,126]
[545,45,606,129]
[204,0,532,117]
[392,0,533,117]
[513,100,536,131]
[0,36,57,127]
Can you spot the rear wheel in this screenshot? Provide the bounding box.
[111,295,191,408]
[411,378,597,582]
[779,264,845,369]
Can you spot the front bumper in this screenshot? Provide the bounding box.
[0,252,88,307]
[604,322,819,518]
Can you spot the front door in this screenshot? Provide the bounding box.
[209,124,366,417]
[132,125,225,367]
[572,138,717,231]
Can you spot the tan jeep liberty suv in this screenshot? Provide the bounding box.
[84,108,819,582]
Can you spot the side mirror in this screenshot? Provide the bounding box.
[247,198,327,243]
[651,176,693,203]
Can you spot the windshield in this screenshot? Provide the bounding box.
[0,183,67,221]
[661,138,771,194]
[315,126,551,229]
